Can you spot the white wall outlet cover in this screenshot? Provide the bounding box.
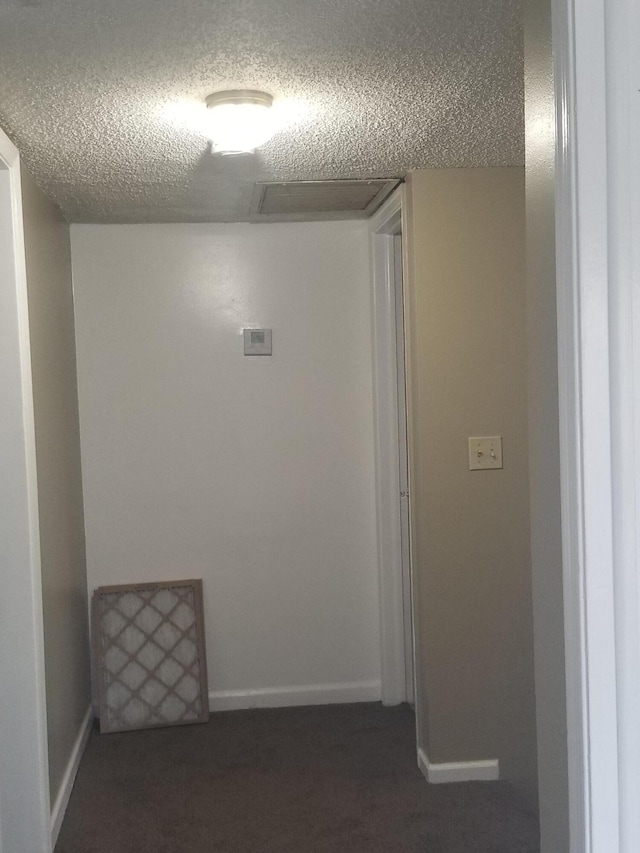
[243,328,272,355]
[468,436,503,470]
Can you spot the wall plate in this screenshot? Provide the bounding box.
[468,436,503,470]
[244,328,272,355]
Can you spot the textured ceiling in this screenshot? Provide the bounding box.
[0,0,523,223]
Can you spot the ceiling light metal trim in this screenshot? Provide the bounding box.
[205,90,273,109]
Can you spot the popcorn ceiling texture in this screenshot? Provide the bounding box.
[0,0,523,223]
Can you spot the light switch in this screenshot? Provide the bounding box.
[468,436,503,470]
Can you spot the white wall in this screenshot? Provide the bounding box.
[71,221,381,708]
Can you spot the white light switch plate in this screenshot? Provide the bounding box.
[468,436,503,470]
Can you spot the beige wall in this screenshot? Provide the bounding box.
[524,0,570,847]
[404,168,538,810]
[21,168,91,808]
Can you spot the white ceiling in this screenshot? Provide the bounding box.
[0,0,523,223]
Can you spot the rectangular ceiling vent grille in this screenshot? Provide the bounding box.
[252,179,400,221]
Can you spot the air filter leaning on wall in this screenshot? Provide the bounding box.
[92,579,209,733]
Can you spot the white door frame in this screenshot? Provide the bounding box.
[392,231,414,706]
[369,186,417,708]
[0,127,51,852]
[554,0,637,849]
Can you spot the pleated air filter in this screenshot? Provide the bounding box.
[93,580,209,733]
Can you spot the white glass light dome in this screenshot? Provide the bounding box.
[206,90,275,155]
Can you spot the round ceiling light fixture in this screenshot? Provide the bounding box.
[206,90,275,155]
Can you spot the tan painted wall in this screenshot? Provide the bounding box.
[21,168,91,808]
[524,0,570,846]
[404,168,538,810]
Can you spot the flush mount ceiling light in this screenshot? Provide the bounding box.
[206,90,275,155]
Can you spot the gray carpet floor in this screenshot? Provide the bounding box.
[55,703,540,852]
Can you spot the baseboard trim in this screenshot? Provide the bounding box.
[417,747,499,783]
[50,705,93,847]
[209,680,381,712]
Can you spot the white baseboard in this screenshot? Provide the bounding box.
[209,680,381,712]
[417,747,499,784]
[50,705,93,848]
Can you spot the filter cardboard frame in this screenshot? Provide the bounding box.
[92,579,209,733]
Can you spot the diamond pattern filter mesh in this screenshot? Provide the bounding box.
[92,580,209,733]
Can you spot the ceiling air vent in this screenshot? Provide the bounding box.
[251,179,400,221]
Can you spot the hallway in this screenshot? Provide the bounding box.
[55,703,539,852]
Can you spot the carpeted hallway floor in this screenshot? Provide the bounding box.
[55,703,540,853]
